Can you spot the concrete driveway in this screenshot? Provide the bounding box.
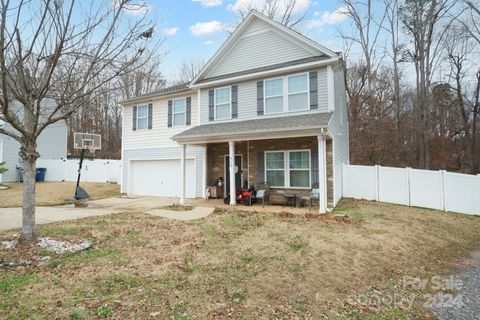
[0,196,215,231]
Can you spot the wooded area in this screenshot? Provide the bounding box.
[68,0,480,175]
[343,0,480,173]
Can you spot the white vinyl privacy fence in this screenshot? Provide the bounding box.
[36,159,121,184]
[342,164,480,216]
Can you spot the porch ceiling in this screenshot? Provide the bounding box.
[172,112,333,144]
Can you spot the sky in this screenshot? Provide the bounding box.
[136,0,351,81]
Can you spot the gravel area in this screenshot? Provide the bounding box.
[432,250,480,320]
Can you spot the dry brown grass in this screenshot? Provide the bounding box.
[1,199,479,319]
[0,182,120,207]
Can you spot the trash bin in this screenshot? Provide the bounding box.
[36,168,47,182]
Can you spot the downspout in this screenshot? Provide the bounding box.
[320,128,332,213]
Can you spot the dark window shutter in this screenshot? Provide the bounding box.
[231,85,238,118]
[186,97,192,125]
[311,149,318,187]
[309,71,318,110]
[132,106,137,131]
[167,100,173,127]
[257,152,265,184]
[208,89,215,121]
[148,103,153,129]
[257,81,264,115]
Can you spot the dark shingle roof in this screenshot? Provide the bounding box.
[173,112,332,142]
[195,56,329,84]
[120,82,191,104]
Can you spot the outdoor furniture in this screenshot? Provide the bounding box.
[251,184,269,207]
[207,186,223,199]
[301,185,320,211]
[282,194,296,208]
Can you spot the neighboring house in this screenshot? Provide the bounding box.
[0,99,68,183]
[120,11,349,213]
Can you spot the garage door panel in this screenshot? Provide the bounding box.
[130,159,195,198]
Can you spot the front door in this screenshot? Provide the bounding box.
[225,155,242,194]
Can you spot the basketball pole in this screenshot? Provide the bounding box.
[74,148,85,200]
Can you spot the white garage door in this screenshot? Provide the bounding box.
[130,159,196,198]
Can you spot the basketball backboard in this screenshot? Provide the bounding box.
[73,132,101,152]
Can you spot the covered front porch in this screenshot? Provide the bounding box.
[172,113,334,213]
[205,137,334,210]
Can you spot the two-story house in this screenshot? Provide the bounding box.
[0,98,68,183]
[120,11,349,213]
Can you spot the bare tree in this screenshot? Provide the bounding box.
[400,0,454,169]
[177,59,206,83]
[0,0,159,242]
[341,0,388,91]
[235,0,310,29]
[383,0,404,161]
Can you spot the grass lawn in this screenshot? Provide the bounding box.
[0,182,120,207]
[1,199,479,319]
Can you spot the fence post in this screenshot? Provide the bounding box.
[477,174,480,214]
[104,161,109,183]
[440,170,446,212]
[406,167,411,206]
[62,158,67,182]
[375,165,380,202]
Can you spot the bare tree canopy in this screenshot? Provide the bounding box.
[0,0,160,242]
[177,59,206,84]
[341,0,480,173]
[233,0,310,28]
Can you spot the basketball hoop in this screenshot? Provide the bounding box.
[73,132,102,153]
[72,132,102,200]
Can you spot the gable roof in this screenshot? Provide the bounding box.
[190,10,338,86]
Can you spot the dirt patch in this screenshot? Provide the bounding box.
[161,205,195,211]
[0,182,120,207]
[0,199,479,319]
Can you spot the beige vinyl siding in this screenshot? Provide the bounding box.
[327,66,349,205]
[242,17,270,34]
[123,92,197,150]
[207,28,313,78]
[199,67,329,125]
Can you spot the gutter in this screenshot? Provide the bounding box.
[119,88,193,106]
[189,57,340,88]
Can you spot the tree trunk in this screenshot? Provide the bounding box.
[19,143,38,243]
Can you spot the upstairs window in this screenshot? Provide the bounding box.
[264,73,309,114]
[215,87,231,120]
[288,74,309,111]
[136,105,148,130]
[265,78,284,114]
[173,98,186,126]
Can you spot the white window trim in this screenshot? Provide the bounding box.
[264,149,311,189]
[264,72,310,115]
[287,73,310,112]
[136,104,149,131]
[172,98,187,127]
[214,86,232,121]
[264,77,284,115]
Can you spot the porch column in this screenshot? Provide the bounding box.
[228,141,236,205]
[180,144,186,205]
[317,135,327,213]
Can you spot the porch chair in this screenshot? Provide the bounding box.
[301,184,320,211]
[252,183,269,207]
